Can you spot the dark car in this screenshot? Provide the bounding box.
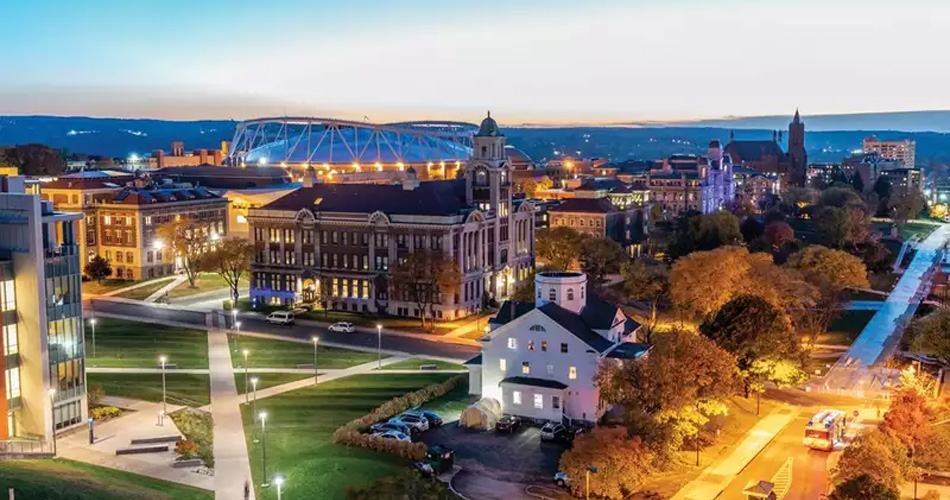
[496,415,521,433]
[541,422,585,444]
[370,421,412,435]
[406,410,443,428]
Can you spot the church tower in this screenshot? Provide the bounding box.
[787,109,808,187]
[465,112,512,214]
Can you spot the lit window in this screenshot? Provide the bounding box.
[541,341,548,352]
[569,366,577,380]
[508,337,517,350]
[522,362,530,374]
[528,341,535,351]
[1,280,15,311]
[534,394,543,409]
[500,359,507,371]
[513,391,522,405]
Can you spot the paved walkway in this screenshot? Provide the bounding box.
[145,275,188,303]
[87,366,466,376]
[671,405,797,500]
[94,276,176,298]
[842,300,884,311]
[58,399,214,491]
[208,328,256,500]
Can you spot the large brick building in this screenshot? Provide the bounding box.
[246,114,536,320]
[725,110,807,187]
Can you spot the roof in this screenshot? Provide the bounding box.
[476,112,502,137]
[61,169,134,179]
[109,186,224,205]
[463,354,482,366]
[491,300,535,325]
[500,376,568,390]
[505,145,535,168]
[42,178,127,190]
[549,198,616,214]
[575,178,623,192]
[725,140,788,162]
[579,293,623,331]
[537,302,614,352]
[261,179,470,216]
[605,342,651,359]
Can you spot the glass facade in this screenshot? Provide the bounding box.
[46,246,86,417]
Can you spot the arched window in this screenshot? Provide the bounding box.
[567,288,574,300]
[548,288,557,301]
[476,170,488,186]
[529,325,546,332]
[126,251,133,263]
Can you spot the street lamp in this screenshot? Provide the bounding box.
[89,317,97,362]
[232,308,238,330]
[250,377,259,419]
[48,388,57,456]
[159,355,168,418]
[243,349,250,405]
[274,475,285,500]
[235,321,242,334]
[313,336,320,385]
[259,411,269,488]
[586,466,597,500]
[376,324,382,369]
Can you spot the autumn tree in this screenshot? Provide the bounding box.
[538,175,554,190]
[558,427,654,500]
[535,226,583,271]
[84,255,113,284]
[200,238,255,304]
[579,236,626,286]
[389,250,461,328]
[511,269,536,302]
[521,178,538,197]
[621,260,669,335]
[881,389,933,452]
[908,308,950,364]
[670,212,741,257]
[833,429,911,492]
[890,190,926,225]
[156,219,212,287]
[828,474,900,500]
[763,221,795,250]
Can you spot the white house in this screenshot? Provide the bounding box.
[465,271,648,426]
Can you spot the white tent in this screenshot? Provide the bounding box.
[459,397,502,430]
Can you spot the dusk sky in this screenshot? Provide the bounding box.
[2,0,947,124]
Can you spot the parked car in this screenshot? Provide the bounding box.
[266,311,295,326]
[391,414,429,433]
[496,415,521,433]
[377,430,411,442]
[405,410,443,428]
[541,422,583,444]
[370,421,412,435]
[328,321,355,333]
[554,471,570,488]
[540,422,563,441]
[409,461,434,478]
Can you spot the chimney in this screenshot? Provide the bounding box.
[303,167,316,188]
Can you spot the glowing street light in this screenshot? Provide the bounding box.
[258,157,268,167]
[243,349,250,405]
[259,411,269,487]
[312,336,319,384]
[89,317,97,362]
[152,240,164,251]
[274,475,285,500]
[376,324,382,368]
[159,355,168,417]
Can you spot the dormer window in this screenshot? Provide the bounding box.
[549,288,556,301]
[567,288,574,300]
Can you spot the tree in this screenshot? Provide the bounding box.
[850,172,866,193]
[828,474,900,500]
[881,389,933,452]
[787,245,870,291]
[596,329,737,454]
[0,144,65,176]
[156,219,213,287]
[535,226,583,271]
[833,429,911,491]
[522,178,538,198]
[815,206,852,249]
[763,221,795,250]
[347,471,457,500]
[579,236,626,286]
[537,175,554,190]
[820,186,866,209]
[890,190,926,225]
[558,427,654,500]
[389,250,461,329]
[909,308,950,364]
[511,269,536,302]
[874,176,894,209]
[84,255,113,283]
[739,217,764,243]
[200,238,255,304]
[621,260,669,336]
[671,212,742,257]
[781,186,818,215]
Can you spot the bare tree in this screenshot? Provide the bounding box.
[389,250,462,329]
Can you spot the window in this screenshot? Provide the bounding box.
[567,288,574,300]
[569,366,577,380]
[541,341,548,352]
[529,325,546,332]
[546,364,554,377]
[499,359,507,371]
[507,337,517,349]
[522,362,530,374]
[528,340,535,351]
[548,288,556,301]
[534,394,543,409]
[512,390,522,405]
[553,396,561,409]
[561,343,568,353]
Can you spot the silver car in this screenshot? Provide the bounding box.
[391,413,429,432]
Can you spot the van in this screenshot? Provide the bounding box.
[266,311,295,326]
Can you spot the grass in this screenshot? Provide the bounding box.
[114,277,175,301]
[228,334,376,369]
[168,273,248,299]
[86,318,208,369]
[234,372,312,394]
[241,373,455,500]
[82,278,143,296]
[87,373,210,407]
[377,358,464,371]
[0,458,212,500]
[898,221,938,241]
[815,309,877,346]
[418,381,475,422]
[869,271,900,292]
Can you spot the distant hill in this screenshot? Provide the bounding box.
[2,114,950,165]
[636,110,950,133]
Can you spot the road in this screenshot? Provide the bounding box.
[88,298,480,361]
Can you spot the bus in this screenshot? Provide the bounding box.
[803,409,846,451]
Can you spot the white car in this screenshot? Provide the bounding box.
[266,311,295,326]
[328,322,355,333]
[376,430,411,442]
[390,414,429,433]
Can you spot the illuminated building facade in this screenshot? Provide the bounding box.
[863,136,916,168]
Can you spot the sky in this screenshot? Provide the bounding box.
[2,0,949,125]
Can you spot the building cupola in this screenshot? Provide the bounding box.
[535,271,587,315]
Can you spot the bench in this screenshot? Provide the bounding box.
[115,444,169,455]
[419,364,438,371]
[130,435,182,445]
[172,458,203,468]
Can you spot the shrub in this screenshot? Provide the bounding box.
[175,438,200,459]
[169,409,214,467]
[90,406,123,421]
[87,386,105,407]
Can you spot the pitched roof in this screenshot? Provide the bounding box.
[500,376,568,390]
[261,179,470,216]
[464,354,482,366]
[725,140,788,162]
[108,186,224,205]
[537,302,614,352]
[42,178,127,190]
[491,300,535,325]
[549,197,616,214]
[580,294,623,331]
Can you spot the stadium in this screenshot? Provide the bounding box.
[226,116,536,182]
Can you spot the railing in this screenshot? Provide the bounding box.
[0,439,53,456]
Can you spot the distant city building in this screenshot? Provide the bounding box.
[151,141,228,169]
[725,111,807,187]
[863,136,916,167]
[548,197,649,255]
[640,141,735,216]
[879,167,924,196]
[733,165,779,209]
[246,113,535,320]
[0,176,86,443]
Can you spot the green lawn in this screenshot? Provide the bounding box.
[228,334,376,369]
[82,278,142,296]
[168,273,248,299]
[87,373,210,407]
[234,372,312,394]
[378,358,463,371]
[869,272,900,292]
[114,278,175,301]
[0,458,212,500]
[898,221,938,241]
[241,373,454,500]
[86,318,208,369]
[419,380,475,422]
[816,310,876,346]
[845,288,887,301]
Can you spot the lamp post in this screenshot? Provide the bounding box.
[48,389,57,456]
[243,349,250,405]
[160,355,168,418]
[313,336,320,385]
[88,417,95,445]
[586,466,597,500]
[232,308,238,330]
[250,377,259,419]
[259,411,269,488]
[376,324,382,369]
[274,474,285,500]
[89,317,97,362]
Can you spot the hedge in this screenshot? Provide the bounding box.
[332,374,465,461]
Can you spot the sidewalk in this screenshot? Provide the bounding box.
[208,329,256,500]
[671,405,797,500]
[145,275,188,303]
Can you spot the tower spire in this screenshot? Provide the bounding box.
[793,108,801,123]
